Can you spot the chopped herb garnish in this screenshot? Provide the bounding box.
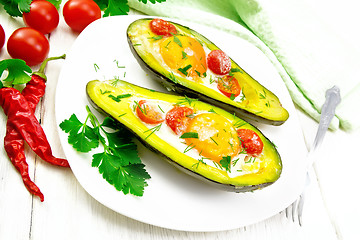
[259,91,266,99]
[233,120,247,128]
[173,35,183,47]
[144,124,162,140]
[229,67,243,76]
[210,137,218,145]
[157,105,165,113]
[245,156,256,164]
[195,70,201,77]
[94,63,100,72]
[176,96,197,106]
[232,158,240,166]
[192,157,208,169]
[220,156,232,172]
[180,132,199,139]
[228,141,234,151]
[164,40,172,49]
[182,51,188,59]
[110,76,121,86]
[178,64,192,76]
[184,143,196,153]
[208,108,216,113]
[100,89,111,95]
[168,71,177,83]
[230,94,235,100]
[113,60,125,68]
[108,93,132,102]
[134,100,147,115]
[148,35,163,41]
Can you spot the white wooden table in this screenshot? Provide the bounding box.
[1,1,359,239]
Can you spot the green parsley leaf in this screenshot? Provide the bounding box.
[0,0,31,17]
[60,106,151,196]
[0,59,32,87]
[47,0,62,9]
[219,156,232,172]
[94,0,166,17]
[59,114,100,152]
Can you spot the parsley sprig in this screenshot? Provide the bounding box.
[0,59,32,88]
[94,0,166,16]
[0,0,62,17]
[59,106,151,196]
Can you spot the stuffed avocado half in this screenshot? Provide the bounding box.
[86,79,282,192]
[127,18,289,126]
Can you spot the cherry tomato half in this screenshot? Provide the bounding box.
[237,129,263,156]
[136,100,164,125]
[0,24,5,49]
[150,18,177,37]
[7,27,49,66]
[23,0,59,34]
[63,0,101,33]
[217,75,241,99]
[165,106,194,135]
[207,49,231,75]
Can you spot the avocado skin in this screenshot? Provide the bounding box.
[127,41,282,126]
[127,18,289,126]
[86,80,282,193]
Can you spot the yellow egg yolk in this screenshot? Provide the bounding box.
[185,113,240,163]
[160,35,207,81]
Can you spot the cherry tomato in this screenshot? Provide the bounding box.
[150,18,177,37]
[63,0,101,33]
[7,27,49,66]
[165,106,194,135]
[217,75,241,98]
[207,49,231,75]
[23,0,59,34]
[237,129,263,156]
[136,100,164,125]
[0,24,5,49]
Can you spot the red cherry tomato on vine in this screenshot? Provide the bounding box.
[63,0,101,33]
[7,27,49,66]
[165,106,194,135]
[0,24,5,49]
[236,129,263,156]
[150,18,177,37]
[207,49,231,75]
[23,0,59,34]
[136,100,164,125]
[217,75,241,98]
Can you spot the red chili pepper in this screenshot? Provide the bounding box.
[1,55,67,201]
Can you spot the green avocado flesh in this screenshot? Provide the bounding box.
[127,18,289,126]
[86,79,282,192]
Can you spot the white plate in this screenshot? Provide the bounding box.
[55,15,307,232]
